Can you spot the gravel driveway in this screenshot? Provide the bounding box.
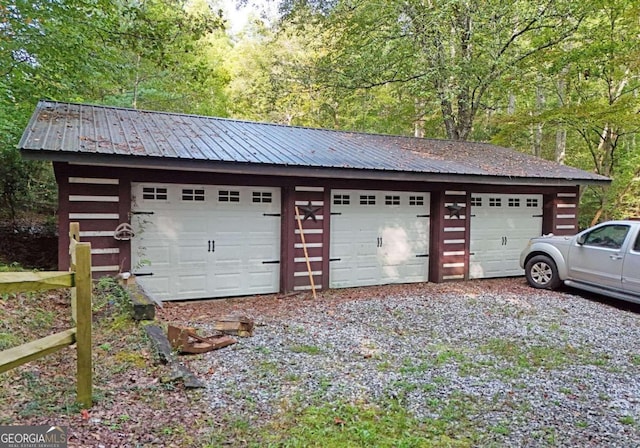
[176,279,640,446]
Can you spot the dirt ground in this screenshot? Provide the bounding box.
[157,277,539,324]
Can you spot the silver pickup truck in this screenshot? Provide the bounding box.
[520,220,640,304]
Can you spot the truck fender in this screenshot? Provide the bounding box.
[526,243,569,280]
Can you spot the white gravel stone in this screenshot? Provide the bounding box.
[191,286,640,446]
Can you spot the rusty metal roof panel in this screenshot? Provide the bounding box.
[19,101,609,183]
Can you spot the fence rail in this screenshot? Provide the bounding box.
[0,222,93,408]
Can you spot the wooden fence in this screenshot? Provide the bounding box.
[0,222,93,408]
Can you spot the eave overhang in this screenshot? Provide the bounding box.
[21,149,612,188]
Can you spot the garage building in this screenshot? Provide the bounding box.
[19,101,609,300]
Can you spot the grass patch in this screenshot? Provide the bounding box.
[399,345,472,376]
[15,368,81,418]
[377,360,392,371]
[0,262,26,272]
[233,391,486,448]
[0,332,19,350]
[490,423,511,435]
[257,360,280,375]
[27,308,55,331]
[113,351,147,369]
[254,400,477,448]
[481,338,573,373]
[400,357,431,374]
[619,416,636,425]
[93,277,133,330]
[434,348,466,365]
[290,344,323,355]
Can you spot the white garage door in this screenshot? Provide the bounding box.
[469,193,543,279]
[330,190,430,288]
[131,183,281,300]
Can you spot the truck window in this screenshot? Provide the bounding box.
[634,233,640,252]
[584,225,629,249]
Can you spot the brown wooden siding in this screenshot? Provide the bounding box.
[553,190,580,234]
[53,163,130,276]
[117,171,133,273]
[280,186,295,292]
[428,192,443,282]
[53,162,584,293]
[542,187,580,235]
[440,190,469,281]
[55,164,70,271]
[290,187,326,293]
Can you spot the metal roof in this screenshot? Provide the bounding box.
[19,100,609,185]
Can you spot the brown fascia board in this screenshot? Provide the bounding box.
[21,149,611,187]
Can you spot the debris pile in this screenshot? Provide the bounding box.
[213,314,254,338]
[167,325,236,354]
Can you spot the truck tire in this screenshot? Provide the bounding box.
[525,255,562,290]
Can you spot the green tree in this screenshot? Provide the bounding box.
[102,0,226,113]
[564,0,640,223]
[284,0,586,140]
[0,0,226,220]
[226,12,419,135]
[491,0,640,224]
[1,0,122,220]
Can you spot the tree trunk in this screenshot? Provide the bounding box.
[414,98,426,138]
[555,75,568,164]
[133,54,141,110]
[555,128,566,164]
[507,93,516,115]
[439,93,459,140]
[532,78,545,157]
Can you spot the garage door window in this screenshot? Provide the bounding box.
[360,195,376,205]
[143,187,167,201]
[409,196,424,206]
[333,194,350,205]
[508,198,520,207]
[489,198,501,207]
[385,195,400,205]
[471,197,482,207]
[219,190,240,202]
[252,191,272,203]
[526,198,539,207]
[182,189,205,201]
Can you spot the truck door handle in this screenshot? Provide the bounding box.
[610,254,623,260]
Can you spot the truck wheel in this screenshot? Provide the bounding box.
[525,255,561,290]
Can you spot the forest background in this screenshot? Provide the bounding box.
[2,0,639,233]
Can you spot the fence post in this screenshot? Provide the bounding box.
[69,222,80,323]
[75,241,92,408]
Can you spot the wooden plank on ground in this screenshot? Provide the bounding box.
[0,272,74,295]
[0,328,76,374]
